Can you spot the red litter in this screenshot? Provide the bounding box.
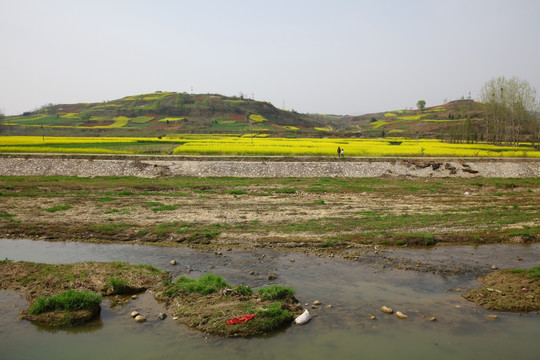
[226,314,255,325]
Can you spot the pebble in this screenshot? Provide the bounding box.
[268,274,277,280]
[396,311,409,319]
[429,317,436,321]
[325,304,333,308]
[290,258,295,262]
[134,315,146,323]
[380,306,393,314]
[491,265,497,270]
[313,300,322,306]
[370,314,376,320]
[130,311,139,318]
[170,260,177,265]
[487,315,498,320]
[131,295,138,300]
[157,313,167,320]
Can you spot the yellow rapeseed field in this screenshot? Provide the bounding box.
[0,136,538,157]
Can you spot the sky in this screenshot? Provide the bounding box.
[1,0,539,116]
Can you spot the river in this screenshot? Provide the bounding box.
[1,239,539,360]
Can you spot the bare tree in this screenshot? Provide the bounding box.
[479,76,537,146]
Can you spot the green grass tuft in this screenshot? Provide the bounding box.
[166,273,230,296]
[257,285,295,300]
[254,302,293,331]
[108,277,129,293]
[44,205,72,213]
[29,289,102,315]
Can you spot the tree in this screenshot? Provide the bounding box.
[417,100,426,113]
[479,76,538,146]
[80,111,91,121]
[0,110,5,135]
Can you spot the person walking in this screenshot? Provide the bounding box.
[341,148,344,158]
[337,146,341,158]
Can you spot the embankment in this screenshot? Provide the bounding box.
[0,154,538,178]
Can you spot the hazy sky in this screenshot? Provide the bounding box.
[1,0,539,116]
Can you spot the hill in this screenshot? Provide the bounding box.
[3,93,535,143]
[346,100,486,140]
[1,92,331,138]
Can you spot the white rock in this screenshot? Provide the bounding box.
[134,315,146,322]
[130,311,139,318]
[294,309,312,325]
[170,260,177,265]
[313,300,322,306]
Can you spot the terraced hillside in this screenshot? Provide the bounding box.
[1,92,329,137]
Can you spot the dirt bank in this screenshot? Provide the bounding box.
[1,154,538,178]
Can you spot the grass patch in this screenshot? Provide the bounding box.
[44,205,72,213]
[254,302,293,331]
[229,189,246,195]
[257,285,295,301]
[97,197,116,202]
[152,205,177,211]
[29,289,102,315]
[235,285,253,296]
[107,277,130,294]
[166,273,230,296]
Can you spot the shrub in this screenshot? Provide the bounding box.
[257,285,295,300]
[29,289,102,315]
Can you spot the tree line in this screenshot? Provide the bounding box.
[445,76,539,148]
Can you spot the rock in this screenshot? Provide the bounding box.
[134,315,146,322]
[464,191,470,196]
[313,300,322,306]
[290,258,295,262]
[268,274,277,280]
[396,311,409,319]
[491,265,497,270]
[172,316,179,320]
[131,295,138,300]
[170,260,177,265]
[325,304,333,308]
[429,317,436,321]
[249,270,254,275]
[370,314,376,320]
[487,314,498,320]
[157,313,167,320]
[380,306,393,314]
[130,311,139,318]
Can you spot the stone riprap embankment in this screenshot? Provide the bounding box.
[0,154,538,178]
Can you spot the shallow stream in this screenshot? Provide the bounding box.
[1,239,539,360]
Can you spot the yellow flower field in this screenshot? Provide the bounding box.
[0,136,538,157]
